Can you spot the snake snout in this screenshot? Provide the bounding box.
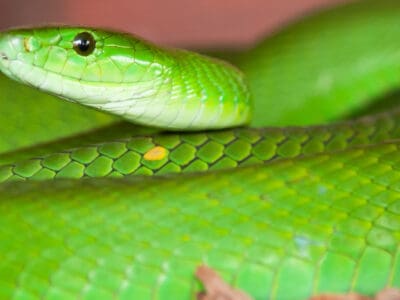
[0,34,11,64]
[0,52,8,60]
[0,33,19,63]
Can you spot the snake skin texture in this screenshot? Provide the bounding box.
[1,141,400,299]
[1,110,400,182]
[1,0,400,299]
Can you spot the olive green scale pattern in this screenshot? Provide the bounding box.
[1,140,400,300]
[1,110,400,182]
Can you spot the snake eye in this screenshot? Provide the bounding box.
[73,32,96,56]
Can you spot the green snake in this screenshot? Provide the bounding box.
[1,0,400,299]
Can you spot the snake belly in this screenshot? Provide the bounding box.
[0,0,400,300]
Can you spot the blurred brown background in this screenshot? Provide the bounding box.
[0,0,349,48]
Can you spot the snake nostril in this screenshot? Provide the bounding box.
[0,52,8,60]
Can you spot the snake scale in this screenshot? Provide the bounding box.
[1,0,400,299]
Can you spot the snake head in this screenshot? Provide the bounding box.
[0,26,170,103]
[0,26,251,130]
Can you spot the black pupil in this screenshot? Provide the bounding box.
[78,39,90,51]
[73,32,95,56]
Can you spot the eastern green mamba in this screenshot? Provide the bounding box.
[1,0,400,299]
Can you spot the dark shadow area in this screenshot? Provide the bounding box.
[344,90,400,120]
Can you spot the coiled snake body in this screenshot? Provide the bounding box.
[0,1,400,299]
